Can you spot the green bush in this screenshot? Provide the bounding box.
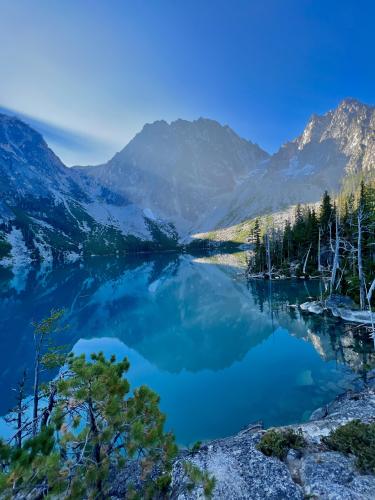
[323,420,375,473]
[183,462,216,498]
[191,441,202,453]
[256,428,305,460]
[0,350,178,498]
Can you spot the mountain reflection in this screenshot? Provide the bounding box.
[0,252,373,420]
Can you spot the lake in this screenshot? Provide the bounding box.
[0,251,373,445]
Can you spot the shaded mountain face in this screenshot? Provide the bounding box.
[0,114,179,267]
[77,118,269,237]
[0,114,75,202]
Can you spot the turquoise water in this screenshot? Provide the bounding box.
[0,252,373,445]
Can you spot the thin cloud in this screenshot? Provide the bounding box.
[0,106,116,166]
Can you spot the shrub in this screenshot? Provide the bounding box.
[183,462,216,498]
[323,420,375,473]
[280,262,291,278]
[256,428,305,460]
[191,441,202,453]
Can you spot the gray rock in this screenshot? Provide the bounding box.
[300,300,325,314]
[309,404,329,421]
[297,388,375,445]
[301,452,375,499]
[169,388,375,499]
[337,308,375,325]
[170,429,303,499]
[300,295,375,324]
[286,449,303,484]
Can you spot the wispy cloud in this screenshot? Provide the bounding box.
[0,105,117,166]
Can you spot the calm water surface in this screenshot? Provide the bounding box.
[0,252,373,445]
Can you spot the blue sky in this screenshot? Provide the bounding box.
[0,0,373,165]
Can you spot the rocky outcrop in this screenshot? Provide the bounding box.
[170,384,375,499]
[300,295,375,325]
[171,427,303,499]
[299,452,375,500]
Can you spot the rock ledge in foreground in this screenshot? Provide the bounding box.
[171,386,375,499]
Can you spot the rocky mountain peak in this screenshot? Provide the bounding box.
[337,97,368,111]
[83,117,271,234]
[0,113,64,172]
[216,98,374,231]
[295,99,374,160]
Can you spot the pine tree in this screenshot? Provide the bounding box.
[0,352,179,498]
[246,179,374,309]
[319,191,333,236]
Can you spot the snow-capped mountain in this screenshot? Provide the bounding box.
[0,114,179,268]
[76,118,269,238]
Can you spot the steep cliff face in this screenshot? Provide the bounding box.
[274,98,374,178]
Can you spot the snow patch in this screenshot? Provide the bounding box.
[282,161,316,177]
[63,251,81,263]
[0,228,32,268]
[33,235,53,262]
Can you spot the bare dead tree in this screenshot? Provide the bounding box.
[303,242,312,275]
[317,227,322,272]
[357,205,366,310]
[5,370,27,448]
[367,278,375,304]
[330,211,340,294]
[265,232,272,278]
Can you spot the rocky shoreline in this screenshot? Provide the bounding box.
[169,379,375,499]
[299,294,375,326]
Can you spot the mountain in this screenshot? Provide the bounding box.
[77,99,374,241]
[0,114,179,268]
[211,98,375,232]
[76,118,269,238]
[1,98,373,267]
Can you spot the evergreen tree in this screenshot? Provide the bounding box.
[319,191,333,235]
[247,179,374,309]
[0,352,179,498]
[0,309,217,499]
